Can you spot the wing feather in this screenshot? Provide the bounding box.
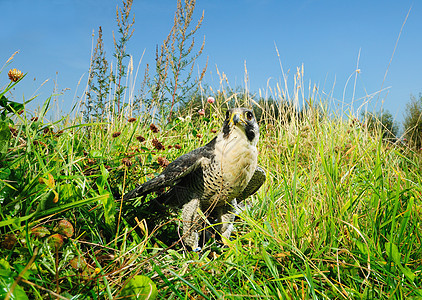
[239,166,266,201]
[123,138,216,201]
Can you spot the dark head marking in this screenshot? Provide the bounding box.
[221,108,258,142]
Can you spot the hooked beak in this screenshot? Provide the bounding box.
[229,112,245,126]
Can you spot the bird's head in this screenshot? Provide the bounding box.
[222,108,260,145]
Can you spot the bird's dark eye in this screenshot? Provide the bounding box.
[246,111,253,121]
[225,111,230,120]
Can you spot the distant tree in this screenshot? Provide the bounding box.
[362,109,399,141]
[403,93,422,149]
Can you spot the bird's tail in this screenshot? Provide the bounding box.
[119,194,181,246]
[119,192,174,232]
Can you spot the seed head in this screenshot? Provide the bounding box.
[157,156,170,168]
[136,135,145,142]
[150,124,159,133]
[8,68,23,82]
[128,117,136,123]
[152,138,165,151]
[112,131,121,138]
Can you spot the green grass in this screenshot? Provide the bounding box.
[1,78,422,299]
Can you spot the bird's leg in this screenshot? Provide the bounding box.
[215,204,235,245]
[181,198,201,251]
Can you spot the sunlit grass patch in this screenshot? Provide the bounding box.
[2,84,421,298]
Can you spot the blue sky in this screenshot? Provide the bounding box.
[2,0,421,125]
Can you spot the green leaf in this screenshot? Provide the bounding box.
[354,238,367,256]
[120,275,157,300]
[0,259,11,270]
[90,150,102,158]
[14,264,32,281]
[0,121,11,159]
[398,197,413,243]
[0,194,109,228]
[97,164,115,228]
[340,197,352,215]
[0,95,24,115]
[101,193,115,228]
[385,242,400,263]
[38,95,51,119]
[400,265,416,282]
[0,168,13,203]
[58,183,82,204]
[0,270,29,300]
[385,242,415,282]
[38,190,58,211]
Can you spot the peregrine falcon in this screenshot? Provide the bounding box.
[122,107,265,250]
